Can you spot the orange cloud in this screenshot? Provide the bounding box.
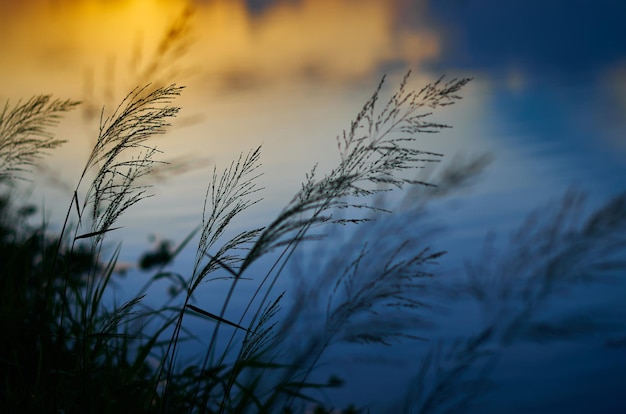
[0,0,439,99]
[194,0,439,90]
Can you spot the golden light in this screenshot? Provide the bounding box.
[0,0,442,175]
[0,0,440,99]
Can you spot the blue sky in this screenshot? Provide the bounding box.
[427,0,626,76]
[1,2,624,411]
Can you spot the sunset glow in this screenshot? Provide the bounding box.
[0,0,439,100]
[1,2,625,412]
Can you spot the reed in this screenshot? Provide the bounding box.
[1,71,624,414]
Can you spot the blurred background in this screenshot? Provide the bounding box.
[1,0,625,412]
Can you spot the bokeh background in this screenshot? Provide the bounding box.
[1,1,625,412]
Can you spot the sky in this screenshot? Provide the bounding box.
[1,1,625,412]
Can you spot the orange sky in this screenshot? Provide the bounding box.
[0,0,450,236]
[0,0,439,102]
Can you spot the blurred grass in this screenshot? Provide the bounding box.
[1,71,624,414]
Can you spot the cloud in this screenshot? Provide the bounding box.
[0,0,441,97]
[192,0,439,91]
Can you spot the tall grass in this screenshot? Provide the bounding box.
[0,96,80,181]
[1,72,625,414]
[402,189,626,413]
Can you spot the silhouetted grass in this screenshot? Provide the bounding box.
[1,72,624,414]
[0,96,79,181]
[401,189,626,414]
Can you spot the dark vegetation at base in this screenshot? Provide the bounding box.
[0,192,154,412]
[0,74,625,414]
